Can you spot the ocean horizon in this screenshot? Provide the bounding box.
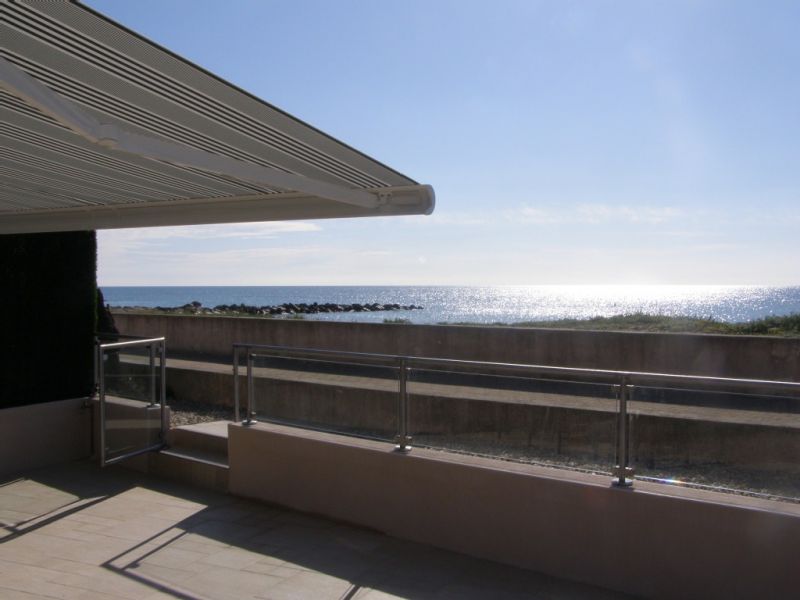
[101,285,800,325]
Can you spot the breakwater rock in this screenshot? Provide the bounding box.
[117,300,423,316]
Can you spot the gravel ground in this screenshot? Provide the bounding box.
[168,398,233,427]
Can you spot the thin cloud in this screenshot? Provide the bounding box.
[512,203,684,225]
[391,213,488,227]
[576,204,683,224]
[99,244,327,286]
[98,221,321,255]
[515,206,562,224]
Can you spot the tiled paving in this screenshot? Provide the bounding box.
[1,461,633,599]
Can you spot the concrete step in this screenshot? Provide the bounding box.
[166,421,230,462]
[159,447,228,469]
[145,421,231,492]
[149,449,228,492]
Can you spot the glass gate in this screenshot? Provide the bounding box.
[95,335,167,465]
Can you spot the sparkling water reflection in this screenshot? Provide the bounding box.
[102,285,800,325]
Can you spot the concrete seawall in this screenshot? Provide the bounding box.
[113,312,800,380]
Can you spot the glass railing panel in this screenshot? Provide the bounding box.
[407,366,618,475]
[249,354,399,441]
[628,383,800,500]
[100,342,163,462]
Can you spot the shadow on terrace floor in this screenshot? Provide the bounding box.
[0,460,635,600]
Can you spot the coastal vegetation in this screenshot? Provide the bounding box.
[457,312,800,336]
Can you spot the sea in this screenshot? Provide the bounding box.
[101,285,800,325]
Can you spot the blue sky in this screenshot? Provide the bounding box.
[87,0,800,286]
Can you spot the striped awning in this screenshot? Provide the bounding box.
[0,1,434,234]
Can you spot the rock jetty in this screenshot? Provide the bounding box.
[117,300,423,316]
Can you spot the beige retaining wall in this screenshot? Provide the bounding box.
[113,313,800,380]
[0,398,92,479]
[229,422,800,600]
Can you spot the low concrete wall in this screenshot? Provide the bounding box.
[114,313,800,381]
[0,398,92,479]
[228,422,800,600]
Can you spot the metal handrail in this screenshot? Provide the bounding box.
[97,337,169,351]
[232,342,800,487]
[232,342,800,394]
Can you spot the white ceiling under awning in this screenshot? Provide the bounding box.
[0,1,434,234]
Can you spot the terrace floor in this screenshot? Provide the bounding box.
[0,461,633,600]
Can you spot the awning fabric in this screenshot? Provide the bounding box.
[0,1,434,234]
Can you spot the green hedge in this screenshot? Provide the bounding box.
[0,231,96,408]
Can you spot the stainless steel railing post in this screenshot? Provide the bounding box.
[245,348,255,425]
[233,346,240,423]
[148,343,156,407]
[98,343,106,466]
[159,341,167,438]
[395,357,411,452]
[92,337,98,397]
[613,375,634,487]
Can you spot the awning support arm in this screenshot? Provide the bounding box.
[0,55,381,209]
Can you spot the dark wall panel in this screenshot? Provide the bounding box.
[0,231,96,408]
